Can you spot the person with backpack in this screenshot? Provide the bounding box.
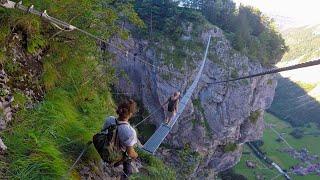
[164,91,181,124]
[93,99,138,179]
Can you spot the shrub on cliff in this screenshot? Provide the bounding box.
[131,149,176,180]
[222,142,238,153]
[178,144,201,177]
[249,110,261,124]
[202,1,287,66]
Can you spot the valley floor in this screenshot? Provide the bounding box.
[233,113,320,180]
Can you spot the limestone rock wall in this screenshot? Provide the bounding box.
[112,25,278,178]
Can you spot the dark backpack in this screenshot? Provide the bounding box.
[168,97,178,112]
[92,120,126,164]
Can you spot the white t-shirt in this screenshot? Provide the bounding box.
[102,116,138,151]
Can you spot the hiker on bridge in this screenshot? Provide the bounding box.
[164,91,181,124]
[101,99,138,179]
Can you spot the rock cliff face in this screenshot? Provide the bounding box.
[0,33,44,153]
[112,25,278,178]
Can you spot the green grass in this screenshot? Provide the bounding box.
[222,143,238,153]
[202,119,213,137]
[249,110,261,124]
[192,99,204,113]
[4,87,115,179]
[131,150,176,180]
[233,113,320,180]
[295,81,317,92]
[261,113,320,180]
[231,69,239,79]
[192,99,213,137]
[12,90,27,107]
[233,145,281,180]
[191,119,197,128]
[178,144,201,178]
[4,59,20,74]
[260,118,300,169]
[281,25,320,63]
[263,113,320,156]
[1,5,118,178]
[155,32,205,71]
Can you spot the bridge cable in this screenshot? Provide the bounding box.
[209,58,320,84]
[3,1,320,83]
[0,0,184,77]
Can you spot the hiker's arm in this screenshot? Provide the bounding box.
[126,146,138,159]
[161,99,169,107]
[175,100,180,111]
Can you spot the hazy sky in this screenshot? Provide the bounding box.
[234,0,320,26]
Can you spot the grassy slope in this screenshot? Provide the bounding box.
[0,1,124,179]
[281,25,320,63]
[2,28,116,179]
[233,113,320,180]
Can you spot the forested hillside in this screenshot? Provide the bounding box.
[280,24,320,63]
[137,0,287,66]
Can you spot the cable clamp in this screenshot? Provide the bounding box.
[27,4,33,13]
[14,1,21,9]
[68,25,76,30]
[41,10,48,17]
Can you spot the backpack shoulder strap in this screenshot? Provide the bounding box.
[101,116,117,132]
[114,119,129,150]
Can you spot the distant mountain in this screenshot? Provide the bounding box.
[279,24,320,64]
[268,14,297,31]
[269,24,320,127]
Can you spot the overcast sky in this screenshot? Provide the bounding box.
[234,0,320,27]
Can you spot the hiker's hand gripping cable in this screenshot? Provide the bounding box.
[127,146,138,159]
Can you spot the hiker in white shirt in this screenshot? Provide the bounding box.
[102,99,138,179]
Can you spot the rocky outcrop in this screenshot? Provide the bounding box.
[0,31,44,153]
[0,138,7,154]
[111,24,278,178]
[78,160,142,180]
[0,69,13,131]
